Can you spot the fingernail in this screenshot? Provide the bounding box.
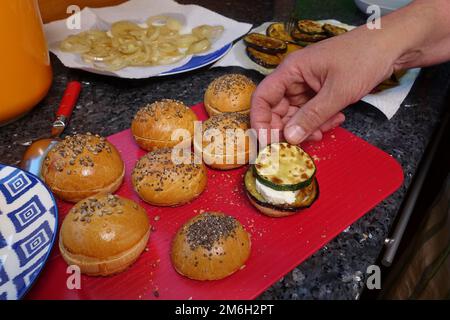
[284,125,306,144]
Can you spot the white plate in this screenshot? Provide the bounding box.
[44,0,251,79]
[154,43,232,76]
[354,0,412,15]
[0,164,58,300]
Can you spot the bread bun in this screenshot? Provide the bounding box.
[204,74,256,116]
[246,195,297,218]
[131,99,198,151]
[59,194,150,276]
[132,148,207,206]
[171,212,251,280]
[41,133,125,203]
[194,112,253,170]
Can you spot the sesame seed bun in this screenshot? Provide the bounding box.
[204,74,256,116]
[132,148,207,206]
[193,113,254,170]
[59,194,150,276]
[41,133,125,203]
[131,99,198,151]
[171,212,251,281]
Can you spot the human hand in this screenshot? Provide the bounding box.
[250,27,399,144]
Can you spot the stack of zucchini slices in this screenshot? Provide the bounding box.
[243,20,348,69]
[245,143,319,217]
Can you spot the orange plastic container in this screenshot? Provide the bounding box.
[0,0,52,125]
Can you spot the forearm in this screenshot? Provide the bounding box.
[251,0,450,144]
[380,0,450,69]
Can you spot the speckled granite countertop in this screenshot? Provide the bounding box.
[1,0,449,299]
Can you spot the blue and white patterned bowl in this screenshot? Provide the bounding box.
[0,164,58,300]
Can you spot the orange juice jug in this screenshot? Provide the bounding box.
[0,0,52,125]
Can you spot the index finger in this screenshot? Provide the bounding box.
[250,68,289,131]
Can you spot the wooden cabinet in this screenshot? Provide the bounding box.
[38,0,127,22]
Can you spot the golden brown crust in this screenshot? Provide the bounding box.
[131,99,198,151]
[204,162,246,170]
[132,136,188,152]
[193,113,253,170]
[59,229,149,276]
[49,170,125,203]
[171,212,251,280]
[41,133,125,203]
[132,148,207,206]
[204,74,256,116]
[204,103,250,117]
[59,194,151,276]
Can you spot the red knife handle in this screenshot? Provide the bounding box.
[56,81,81,118]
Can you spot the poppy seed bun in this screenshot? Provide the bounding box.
[132,148,207,206]
[171,212,251,280]
[194,113,253,170]
[131,99,198,151]
[41,133,125,203]
[204,74,256,116]
[59,194,150,276]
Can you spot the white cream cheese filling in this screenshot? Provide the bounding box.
[255,179,299,205]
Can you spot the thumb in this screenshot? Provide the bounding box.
[283,90,340,145]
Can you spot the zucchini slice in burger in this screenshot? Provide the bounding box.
[254,143,316,191]
[266,22,294,42]
[246,47,281,69]
[297,20,324,35]
[244,143,319,217]
[243,33,287,54]
[323,23,348,37]
[244,167,319,217]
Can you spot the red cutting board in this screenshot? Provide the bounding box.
[26,103,403,300]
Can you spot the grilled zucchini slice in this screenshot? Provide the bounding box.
[278,43,303,60]
[285,42,303,54]
[295,40,314,47]
[323,23,348,36]
[244,168,319,211]
[291,28,327,43]
[266,22,294,42]
[246,47,281,69]
[243,33,287,54]
[297,20,324,35]
[254,142,316,191]
[392,69,407,81]
[371,70,407,93]
[279,43,303,60]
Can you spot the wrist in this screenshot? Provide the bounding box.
[384,0,450,69]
